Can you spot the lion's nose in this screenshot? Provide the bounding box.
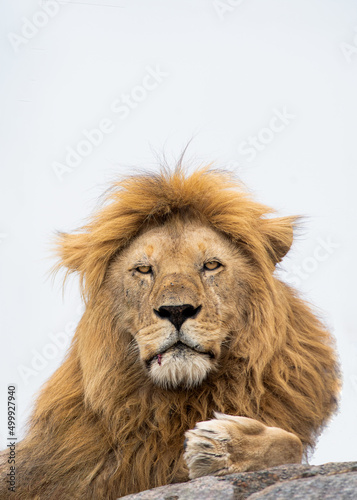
[154,304,201,331]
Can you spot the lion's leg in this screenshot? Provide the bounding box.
[184,412,303,479]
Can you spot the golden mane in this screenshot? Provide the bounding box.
[1,168,340,499]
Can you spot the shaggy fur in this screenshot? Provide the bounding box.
[0,167,339,499]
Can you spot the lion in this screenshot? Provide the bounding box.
[0,167,339,499]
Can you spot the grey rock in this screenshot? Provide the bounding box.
[249,471,357,499]
[119,475,236,500]
[119,462,357,500]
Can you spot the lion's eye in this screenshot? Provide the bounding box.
[203,261,222,271]
[136,265,152,274]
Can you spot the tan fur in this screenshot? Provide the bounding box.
[0,167,339,499]
[184,413,303,478]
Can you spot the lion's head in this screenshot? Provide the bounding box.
[57,168,297,394]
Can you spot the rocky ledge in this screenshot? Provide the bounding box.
[120,462,357,499]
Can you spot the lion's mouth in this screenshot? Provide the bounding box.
[146,341,215,369]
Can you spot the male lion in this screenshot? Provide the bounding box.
[0,168,339,499]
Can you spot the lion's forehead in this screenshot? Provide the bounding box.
[124,221,237,265]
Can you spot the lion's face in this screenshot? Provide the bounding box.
[108,219,250,389]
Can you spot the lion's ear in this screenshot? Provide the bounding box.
[52,232,92,298]
[260,216,297,264]
[53,231,116,299]
[55,232,90,272]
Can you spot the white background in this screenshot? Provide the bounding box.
[0,0,356,466]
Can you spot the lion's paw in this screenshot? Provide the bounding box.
[184,414,233,479]
[184,412,302,479]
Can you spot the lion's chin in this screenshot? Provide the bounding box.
[148,348,213,389]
